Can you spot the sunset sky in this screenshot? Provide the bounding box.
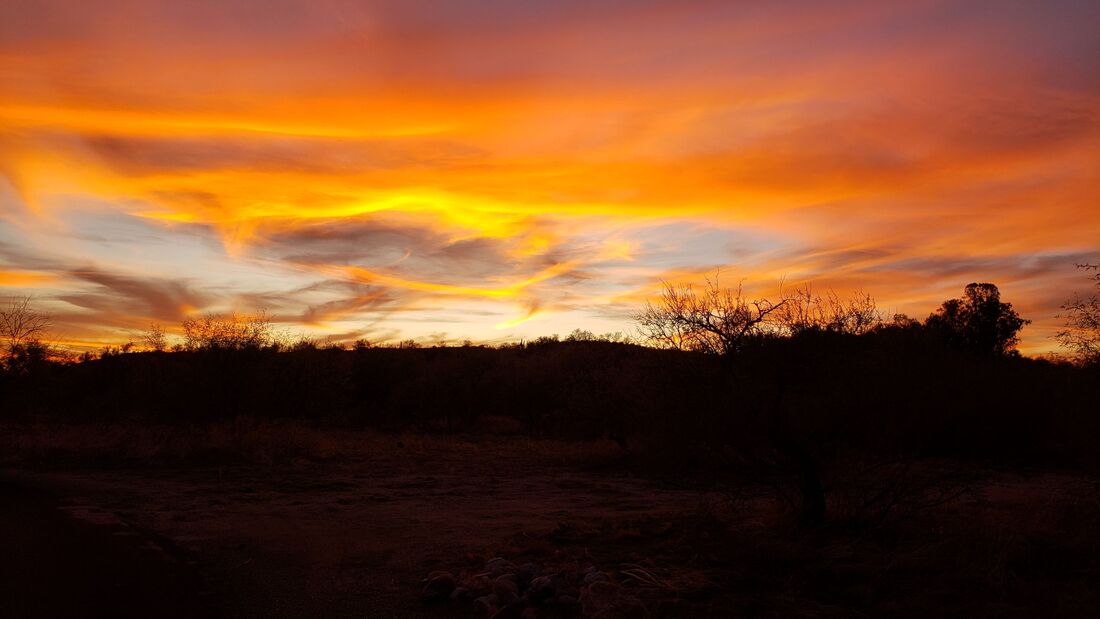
[1,0,1097,353]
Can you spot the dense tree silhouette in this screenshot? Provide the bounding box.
[925,283,1029,356]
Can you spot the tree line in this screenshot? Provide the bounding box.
[1,269,1098,528]
[2,264,1099,373]
[633,273,1091,361]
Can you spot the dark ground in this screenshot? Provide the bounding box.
[2,431,1098,618]
[0,477,208,618]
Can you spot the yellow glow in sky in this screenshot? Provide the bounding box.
[0,1,1098,353]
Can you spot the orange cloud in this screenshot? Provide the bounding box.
[0,270,55,287]
[337,261,579,299]
[1,0,1097,351]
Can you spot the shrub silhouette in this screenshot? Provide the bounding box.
[775,286,881,336]
[181,311,273,351]
[141,322,168,352]
[1058,264,1100,365]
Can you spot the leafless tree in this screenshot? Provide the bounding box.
[635,279,897,528]
[633,275,786,356]
[776,286,881,336]
[0,296,52,356]
[0,296,53,372]
[565,328,597,342]
[182,311,274,351]
[1058,263,1100,364]
[141,322,168,352]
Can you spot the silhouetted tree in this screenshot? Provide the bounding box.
[633,275,785,356]
[634,278,844,526]
[889,313,921,329]
[142,322,168,352]
[1058,264,1100,365]
[182,311,273,351]
[565,328,597,342]
[925,283,1028,356]
[776,286,881,336]
[0,296,52,373]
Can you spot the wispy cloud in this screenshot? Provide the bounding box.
[0,0,1097,351]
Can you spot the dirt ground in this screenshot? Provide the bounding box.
[3,433,1098,618]
[2,436,722,617]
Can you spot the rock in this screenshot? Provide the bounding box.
[485,557,516,577]
[493,574,520,604]
[420,571,456,602]
[580,581,619,614]
[591,596,648,619]
[489,601,526,619]
[526,575,559,604]
[556,594,577,607]
[516,563,540,590]
[463,574,494,595]
[581,581,648,619]
[474,594,499,615]
[584,570,610,585]
[450,586,471,602]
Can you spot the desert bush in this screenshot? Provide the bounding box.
[181,311,273,351]
[1058,263,1100,365]
[776,286,881,336]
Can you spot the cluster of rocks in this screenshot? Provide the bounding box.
[421,557,648,618]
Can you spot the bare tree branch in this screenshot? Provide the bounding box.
[0,296,52,355]
[1058,263,1100,364]
[633,273,785,356]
